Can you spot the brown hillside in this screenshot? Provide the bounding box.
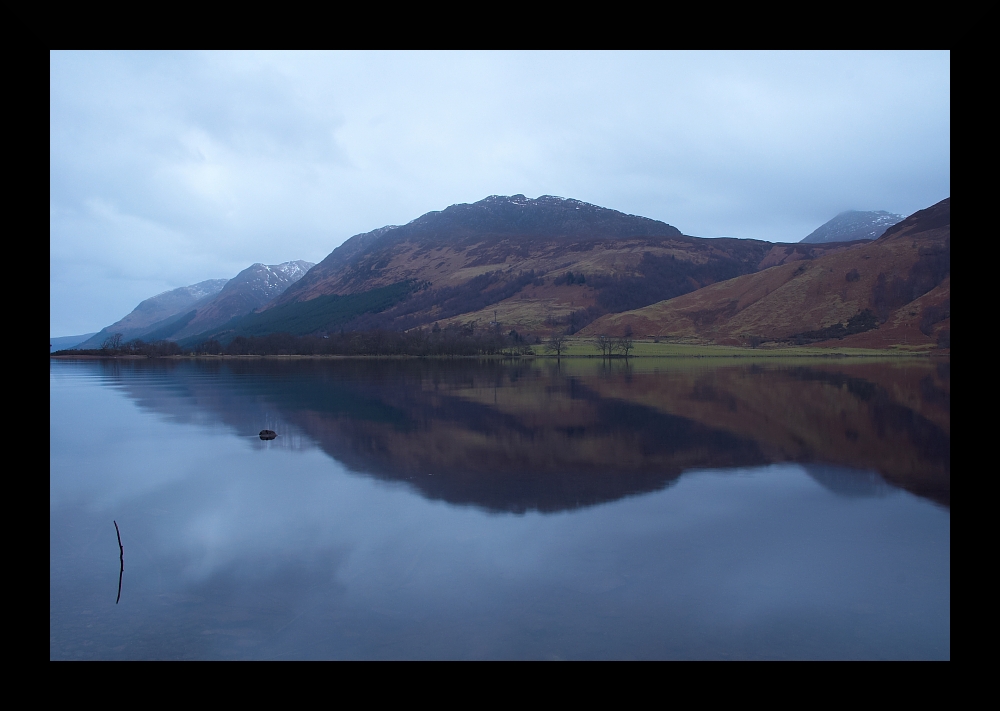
[580,198,950,348]
[260,195,856,337]
[172,261,313,339]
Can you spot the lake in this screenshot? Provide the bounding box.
[50,356,949,659]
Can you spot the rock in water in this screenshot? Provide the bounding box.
[259,429,276,440]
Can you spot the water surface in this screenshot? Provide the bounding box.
[50,357,949,659]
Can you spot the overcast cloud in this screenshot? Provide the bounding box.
[50,51,950,336]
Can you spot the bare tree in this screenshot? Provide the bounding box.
[616,334,634,358]
[544,333,567,357]
[102,332,124,352]
[592,334,616,358]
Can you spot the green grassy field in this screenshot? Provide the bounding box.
[549,338,940,358]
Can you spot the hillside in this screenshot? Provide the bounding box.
[191,195,853,344]
[80,262,314,348]
[50,333,97,352]
[80,196,944,351]
[581,198,950,349]
[170,261,314,339]
[801,210,904,243]
[272,195,684,305]
[78,279,227,349]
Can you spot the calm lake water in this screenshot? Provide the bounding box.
[50,357,949,660]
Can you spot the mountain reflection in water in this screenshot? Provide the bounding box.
[93,357,950,509]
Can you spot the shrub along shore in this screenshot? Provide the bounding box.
[52,327,944,360]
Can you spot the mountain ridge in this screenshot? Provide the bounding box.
[78,279,228,349]
[70,195,949,352]
[274,194,684,306]
[801,210,904,244]
[171,260,314,339]
[79,261,314,348]
[180,195,878,345]
[581,198,950,349]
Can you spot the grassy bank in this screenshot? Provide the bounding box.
[53,340,945,360]
[551,338,942,358]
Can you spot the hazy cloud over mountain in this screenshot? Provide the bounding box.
[50,51,949,335]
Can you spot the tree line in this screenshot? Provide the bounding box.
[53,333,185,356]
[57,324,638,358]
[198,323,536,357]
[543,331,634,358]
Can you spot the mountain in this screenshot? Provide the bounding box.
[65,196,951,353]
[50,333,97,352]
[581,198,950,349]
[801,210,904,243]
[275,194,682,304]
[169,261,314,340]
[186,195,857,345]
[77,279,228,349]
[77,261,314,349]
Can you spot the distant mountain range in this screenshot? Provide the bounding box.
[62,194,949,351]
[77,261,313,349]
[801,210,904,243]
[76,279,228,349]
[50,333,97,352]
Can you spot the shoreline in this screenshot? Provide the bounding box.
[51,349,949,361]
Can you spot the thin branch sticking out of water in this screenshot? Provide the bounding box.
[114,520,123,604]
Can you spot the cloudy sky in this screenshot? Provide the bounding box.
[50,51,950,336]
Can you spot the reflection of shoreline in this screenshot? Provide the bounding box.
[76,358,949,511]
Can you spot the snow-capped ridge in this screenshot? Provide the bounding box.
[802,210,906,244]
